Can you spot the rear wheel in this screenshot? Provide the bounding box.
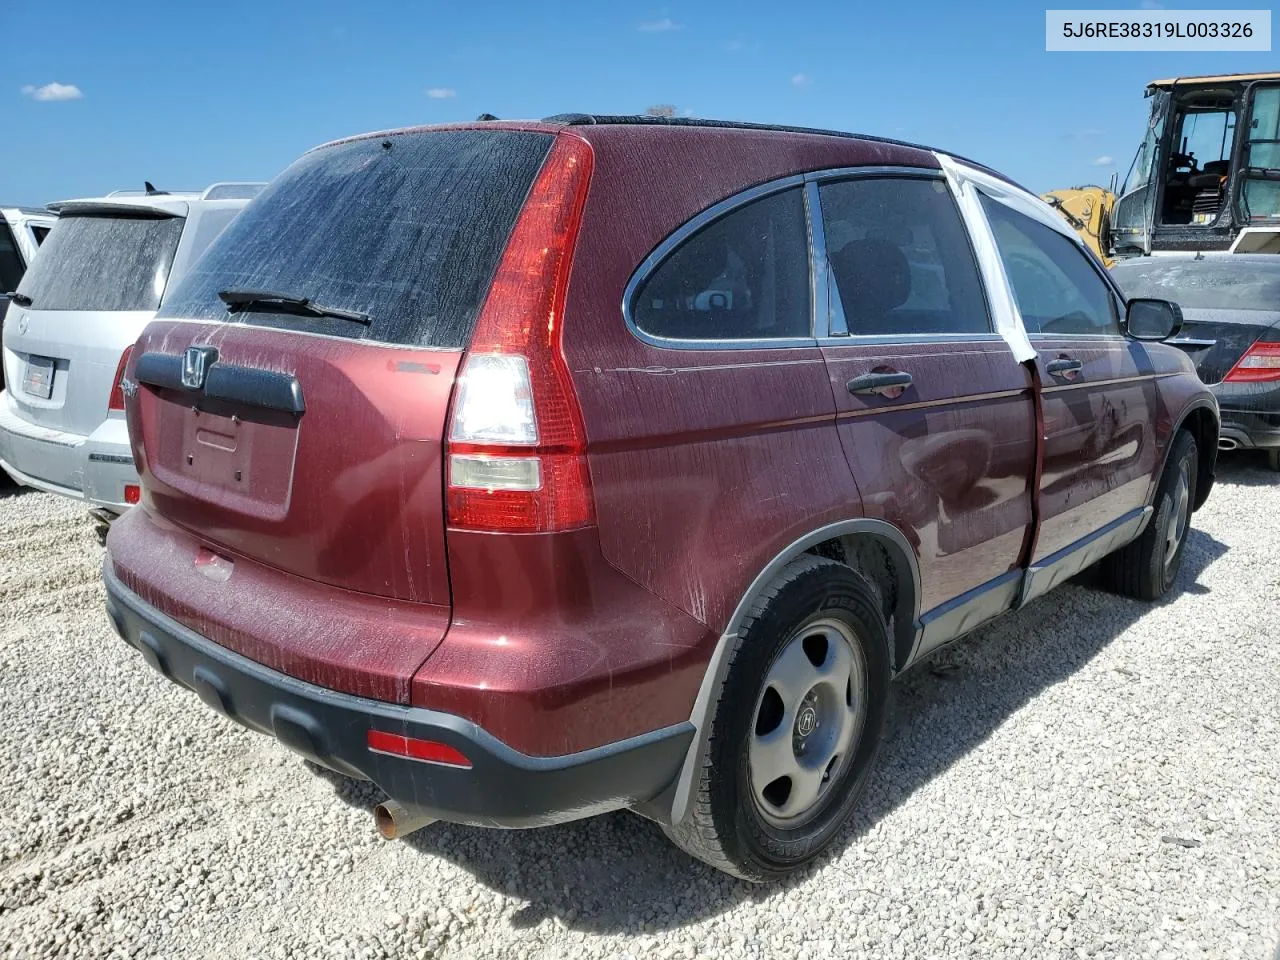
[663,555,890,881]
[1101,430,1197,601]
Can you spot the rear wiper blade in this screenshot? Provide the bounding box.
[5,292,33,307]
[217,289,370,326]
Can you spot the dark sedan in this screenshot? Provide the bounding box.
[1113,256,1280,470]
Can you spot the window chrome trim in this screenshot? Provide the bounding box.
[802,164,941,184]
[816,332,1007,348]
[803,180,833,340]
[1027,332,1130,342]
[621,174,814,352]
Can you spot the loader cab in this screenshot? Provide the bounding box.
[1111,73,1280,258]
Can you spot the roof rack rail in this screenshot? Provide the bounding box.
[537,113,1029,195]
[201,182,268,201]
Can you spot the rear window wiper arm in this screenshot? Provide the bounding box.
[5,292,33,307]
[217,289,371,326]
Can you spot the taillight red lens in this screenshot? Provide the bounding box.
[445,135,596,533]
[123,484,140,505]
[366,730,471,768]
[1224,341,1280,383]
[107,345,134,411]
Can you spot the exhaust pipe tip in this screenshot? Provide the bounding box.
[1219,437,1240,451]
[374,799,436,840]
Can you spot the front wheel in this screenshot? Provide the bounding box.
[663,555,890,881]
[1101,429,1198,601]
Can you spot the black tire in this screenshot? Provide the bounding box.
[1267,449,1280,472]
[663,555,890,881]
[1101,429,1197,601]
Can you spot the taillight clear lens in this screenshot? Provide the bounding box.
[449,354,537,445]
[1225,341,1280,383]
[449,455,542,491]
[108,345,134,412]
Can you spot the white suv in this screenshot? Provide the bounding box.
[0,183,263,514]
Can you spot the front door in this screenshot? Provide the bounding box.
[813,173,1038,653]
[977,195,1159,568]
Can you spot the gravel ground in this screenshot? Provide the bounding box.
[1,456,1278,960]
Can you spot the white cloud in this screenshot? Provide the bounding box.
[638,17,679,32]
[1092,155,1115,166]
[425,88,457,99]
[20,82,83,102]
[791,73,812,88]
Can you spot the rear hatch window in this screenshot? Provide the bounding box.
[15,212,183,312]
[1111,258,1280,311]
[158,130,555,346]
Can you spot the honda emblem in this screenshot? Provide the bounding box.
[181,346,218,390]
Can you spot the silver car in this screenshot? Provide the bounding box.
[0,183,263,514]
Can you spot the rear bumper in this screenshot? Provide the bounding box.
[0,393,137,510]
[1211,381,1280,449]
[103,564,693,828]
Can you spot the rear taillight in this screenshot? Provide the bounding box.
[123,484,140,505]
[107,345,134,412]
[445,135,595,533]
[1224,341,1280,383]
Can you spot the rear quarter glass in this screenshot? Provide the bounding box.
[14,213,183,312]
[157,130,555,348]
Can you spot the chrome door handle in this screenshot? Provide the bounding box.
[1045,357,1083,378]
[847,371,913,396]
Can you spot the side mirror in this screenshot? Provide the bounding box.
[1126,298,1183,341]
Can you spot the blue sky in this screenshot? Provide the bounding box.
[3,0,1277,205]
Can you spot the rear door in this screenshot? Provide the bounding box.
[128,128,556,607]
[815,172,1037,648]
[978,195,1159,563]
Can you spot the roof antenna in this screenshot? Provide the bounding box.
[144,181,169,196]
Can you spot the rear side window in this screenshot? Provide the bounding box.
[159,131,555,348]
[630,187,811,341]
[819,177,990,336]
[0,221,23,292]
[980,195,1121,336]
[32,226,51,245]
[15,213,183,312]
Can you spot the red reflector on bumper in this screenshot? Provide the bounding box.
[366,730,472,768]
[124,484,141,505]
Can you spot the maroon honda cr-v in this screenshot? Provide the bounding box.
[105,115,1218,880]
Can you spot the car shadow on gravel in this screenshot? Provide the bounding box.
[309,525,1229,934]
